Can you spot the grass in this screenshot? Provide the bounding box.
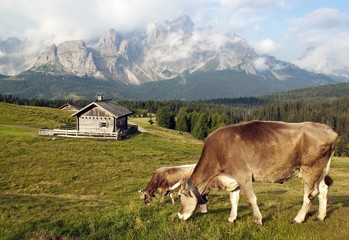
[0,102,74,128]
[0,102,349,239]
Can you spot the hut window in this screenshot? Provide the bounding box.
[100,122,108,128]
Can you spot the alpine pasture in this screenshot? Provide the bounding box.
[0,102,348,240]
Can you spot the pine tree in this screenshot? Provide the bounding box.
[176,108,189,132]
[156,107,175,129]
[189,111,200,132]
[192,113,209,140]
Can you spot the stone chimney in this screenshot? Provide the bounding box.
[96,94,104,101]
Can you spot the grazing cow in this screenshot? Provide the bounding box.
[177,121,338,225]
[140,164,196,205]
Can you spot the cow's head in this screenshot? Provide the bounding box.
[139,189,154,206]
[177,179,199,220]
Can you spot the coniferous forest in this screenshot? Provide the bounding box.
[1,83,348,156]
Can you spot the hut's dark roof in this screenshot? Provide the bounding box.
[71,100,132,118]
[58,102,82,110]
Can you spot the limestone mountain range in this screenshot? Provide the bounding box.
[0,15,344,100]
[2,15,334,85]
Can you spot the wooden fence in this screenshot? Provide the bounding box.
[39,125,138,140]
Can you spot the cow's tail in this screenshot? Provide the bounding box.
[324,150,335,187]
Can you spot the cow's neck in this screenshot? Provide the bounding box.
[146,184,158,196]
[191,161,219,195]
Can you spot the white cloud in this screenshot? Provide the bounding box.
[294,32,349,76]
[253,38,281,54]
[0,0,207,44]
[290,8,349,31]
[0,50,5,57]
[253,57,269,72]
[290,8,349,77]
[218,0,289,13]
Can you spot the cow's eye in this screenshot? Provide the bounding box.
[178,194,181,199]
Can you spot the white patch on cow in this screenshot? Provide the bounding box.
[317,177,329,220]
[228,189,240,223]
[179,164,197,168]
[169,181,181,191]
[216,175,239,191]
[215,175,241,223]
[178,212,192,220]
[156,164,196,171]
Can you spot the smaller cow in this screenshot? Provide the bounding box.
[170,174,239,217]
[140,164,196,205]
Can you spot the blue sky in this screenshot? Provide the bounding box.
[1,0,348,77]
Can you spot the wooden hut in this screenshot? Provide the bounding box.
[71,99,132,135]
[58,103,81,111]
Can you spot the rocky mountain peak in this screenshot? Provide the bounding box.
[34,44,58,66]
[32,40,101,78]
[97,29,122,55]
[168,15,194,34]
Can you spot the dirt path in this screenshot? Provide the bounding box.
[128,121,149,133]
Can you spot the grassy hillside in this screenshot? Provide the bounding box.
[0,102,75,128]
[0,103,348,239]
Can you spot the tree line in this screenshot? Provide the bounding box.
[153,97,349,156]
[1,93,348,156]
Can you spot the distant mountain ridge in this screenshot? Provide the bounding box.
[27,15,335,85]
[0,15,341,100]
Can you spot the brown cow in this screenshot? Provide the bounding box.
[177,121,338,225]
[140,164,196,205]
[140,164,232,208]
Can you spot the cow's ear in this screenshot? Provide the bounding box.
[138,189,144,193]
[180,179,188,188]
[179,179,190,196]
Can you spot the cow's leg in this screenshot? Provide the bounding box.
[169,192,175,205]
[293,168,326,223]
[317,153,334,221]
[240,181,262,225]
[317,176,329,221]
[293,153,334,224]
[292,182,317,224]
[228,188,240,223]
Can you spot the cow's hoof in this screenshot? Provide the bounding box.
[254,218,263,225]
[228,217,236,223]
[315,216,326,222]
[291,219,302,224]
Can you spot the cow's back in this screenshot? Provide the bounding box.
[149,164,196,191]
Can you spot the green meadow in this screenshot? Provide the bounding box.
[0,102,348,240]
